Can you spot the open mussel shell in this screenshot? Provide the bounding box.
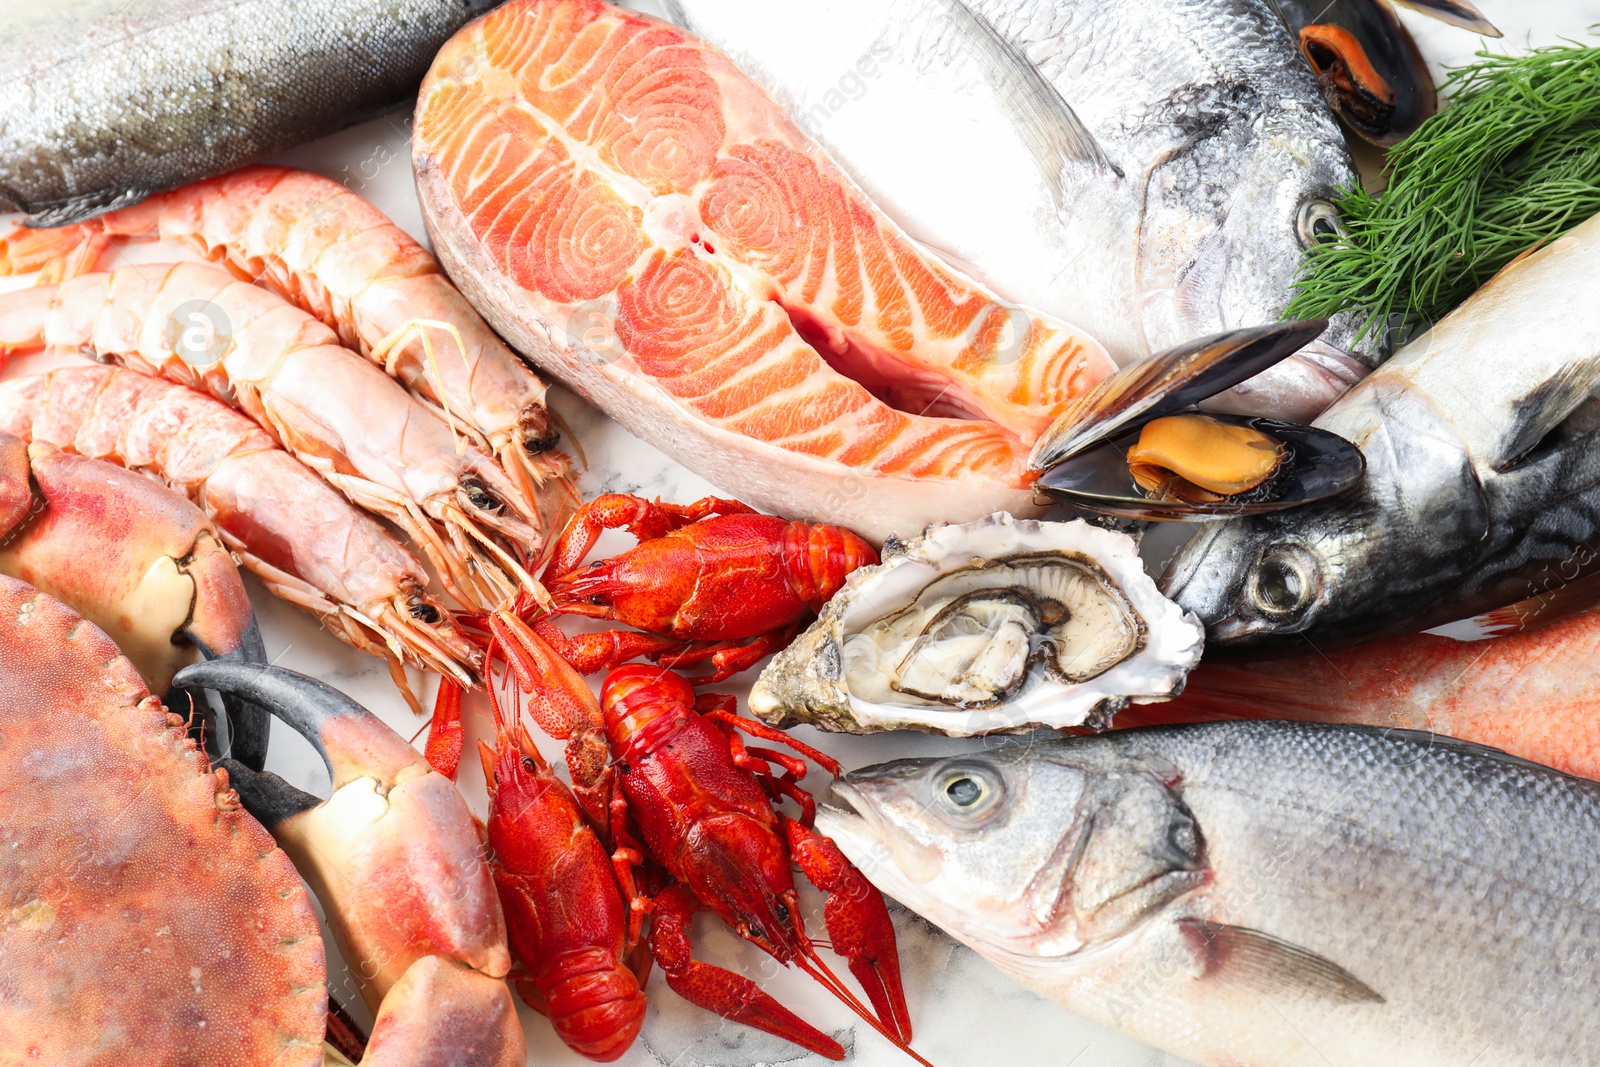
[1035,414,1365,521]
[1027,319,1329,471]
[1280,0,1439,145]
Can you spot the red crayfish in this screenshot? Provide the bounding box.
[529,492,877,681]
[473,612,924,1063]
[426,491,876,800]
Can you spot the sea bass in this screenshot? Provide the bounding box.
[414,0,1121,543]
[0,0,497,225]
[666,0,1371,421]
[1163,211,1600,654]
[820,721,1600,1066]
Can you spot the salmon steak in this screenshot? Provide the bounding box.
[413,0,1116,542]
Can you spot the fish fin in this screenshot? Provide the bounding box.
[657,0,689,28]
[1447,570,1600,640]
[936,0,1121,208]
[1383,0,1502,38]
[1492,358,1600,470]
[1179,921,1384,1005]
[23,186,153,228]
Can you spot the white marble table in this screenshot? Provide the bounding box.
[10,4,1592,1065]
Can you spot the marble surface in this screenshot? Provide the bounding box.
[6,4,1594,1066]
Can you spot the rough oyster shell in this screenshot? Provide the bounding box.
[749,513,1204,735]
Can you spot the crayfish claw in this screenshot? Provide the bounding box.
[785,816,914,1044]
[649,885,846,1060]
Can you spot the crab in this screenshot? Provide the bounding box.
[0,574,326,1065]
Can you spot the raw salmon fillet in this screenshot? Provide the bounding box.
[413,0,1115,541]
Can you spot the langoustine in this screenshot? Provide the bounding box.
[0,365,478,689]
[0,164,574,513]
[413,0,1120,543]
[0,260,544,609]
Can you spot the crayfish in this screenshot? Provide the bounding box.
[530,492,877,681]
[466,610,926,1063]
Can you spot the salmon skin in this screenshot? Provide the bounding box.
[413,0,1118,544]
[0,0,498,225]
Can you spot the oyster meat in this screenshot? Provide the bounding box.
[750,513,1204,735]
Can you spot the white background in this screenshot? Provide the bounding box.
[5,4,1594,1065]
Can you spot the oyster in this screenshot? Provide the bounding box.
[749,513,1204,735]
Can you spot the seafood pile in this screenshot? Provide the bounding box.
[6,0,1600,1065]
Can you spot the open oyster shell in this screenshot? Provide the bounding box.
[750,513,1205,736]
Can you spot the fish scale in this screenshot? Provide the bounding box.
[0,0,500,224]
[822,720,1600,1066]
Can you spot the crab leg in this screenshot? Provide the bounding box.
[173,659,519,1063]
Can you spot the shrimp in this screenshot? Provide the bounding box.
[0,365,481,693]
[0,261,543,610]
[0,165,574,514]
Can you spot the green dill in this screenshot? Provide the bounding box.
[1285,41,1600,343]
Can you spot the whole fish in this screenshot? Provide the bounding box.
[0,0,497,225]
[1162,211,1600,654]
[1120,606,1600,781]
[666,0,1373,421]
[819,720,1600,1066]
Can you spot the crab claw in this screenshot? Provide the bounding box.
[359,955,525,1067]
[173,660,512,1016]
[0,438,270,768]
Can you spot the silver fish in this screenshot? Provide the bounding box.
[0,0,497,225]
[665,0,1372,421]
[820,720,1600,1067]
[1162,212,1600,655]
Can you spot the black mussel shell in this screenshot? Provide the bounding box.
[1280,0,1438,145]
[1386,0,1500,37]
[1027,319,1329,472]
[1034,414,1365,521]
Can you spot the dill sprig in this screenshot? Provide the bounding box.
[1286,41,1600,343]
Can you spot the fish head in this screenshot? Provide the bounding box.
[1138,101,1373,420]
[818,743,1206,966]
[1161,378,1490,651]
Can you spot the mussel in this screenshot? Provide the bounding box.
[1278,0,1439,145]
[1036,414,1364,521]
[1028,319,1365,520]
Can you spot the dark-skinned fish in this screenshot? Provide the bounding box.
[1162,212,1600,655]
[0,0,497,225]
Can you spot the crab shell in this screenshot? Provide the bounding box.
[749,514,1205,736]
[0,575,325,1065]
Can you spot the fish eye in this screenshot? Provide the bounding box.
[936,764,1004,822]
[1296,199,1347,248]
[1249,544,1319,619]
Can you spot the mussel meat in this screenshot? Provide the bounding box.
[1127,414,1289,504]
